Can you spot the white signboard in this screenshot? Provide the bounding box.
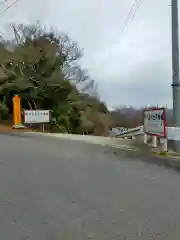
[24,110,51,124]
[143,108,166,137]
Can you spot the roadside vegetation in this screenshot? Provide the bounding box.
[0,22,171,134]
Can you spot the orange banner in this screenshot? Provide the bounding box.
[13,95,22,126]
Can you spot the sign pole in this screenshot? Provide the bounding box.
[42,123,45,133]
[24,110,51,130]
[171,0,180,152]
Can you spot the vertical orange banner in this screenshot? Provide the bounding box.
[13,95,22,126]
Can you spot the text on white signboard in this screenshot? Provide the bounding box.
[24,110,51,124]
[143,108,166,137]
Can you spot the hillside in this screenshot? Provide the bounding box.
[0,23,173,135]
[0,23,123,136]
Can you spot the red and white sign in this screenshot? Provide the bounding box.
[143,107,166,137]
[24,110,51,124]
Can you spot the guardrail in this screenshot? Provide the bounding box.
[115,125,180,152]
[115,126,143,137]
[116,126,180,140]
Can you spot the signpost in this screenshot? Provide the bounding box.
[143,107,166,137]
[24,110,51,132]
[24,110,51,124]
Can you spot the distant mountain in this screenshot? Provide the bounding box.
[111,107,174,126]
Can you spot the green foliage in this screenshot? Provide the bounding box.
[0,102,8,120]
[0,22,109,134]
[96,102,108,113]
[57,115,71,133]
[52,103,71,118]
[78,94,108,113]
[68,106,81,133]
[0,23,82,108]
[51,104,81,133]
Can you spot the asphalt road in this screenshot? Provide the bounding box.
[1,133,180,239]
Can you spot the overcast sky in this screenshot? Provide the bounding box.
[0,0,176,108]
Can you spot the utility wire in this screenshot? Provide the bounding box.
[4,0,20,12]
[0,0,21,36]
[105,0,142,58]
[97,0,143,71]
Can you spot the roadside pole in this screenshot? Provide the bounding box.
[171,0,180,152]
[13,95,23,128]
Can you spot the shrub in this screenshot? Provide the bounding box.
[51,104,81,133]
[68,106,81,133]
[0,102,8,121]
[57,115,71,132]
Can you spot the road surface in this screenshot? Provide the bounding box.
[0,133,180,239]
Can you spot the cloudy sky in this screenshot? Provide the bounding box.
[0,0,176,108]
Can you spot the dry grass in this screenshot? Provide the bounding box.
[80,108,117,136]
[0,120,33,132]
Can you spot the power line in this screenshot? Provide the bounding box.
[123,0,141,30]
[96,0,143,72]
[0,0,21,37]
[105,0,142,59]
[114,0,142,45]
[4,0,20,12]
